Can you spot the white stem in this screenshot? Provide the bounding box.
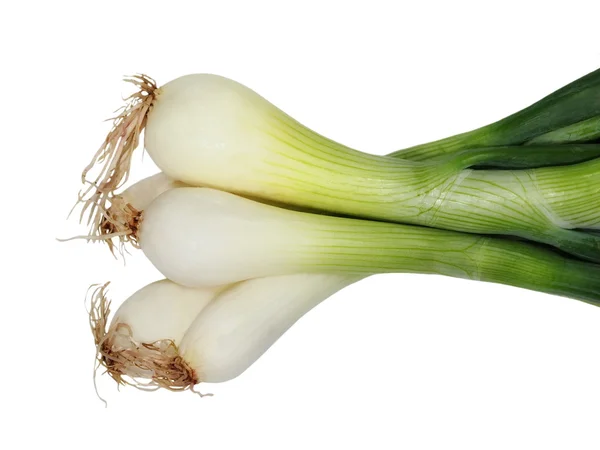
[180,274,361,383]
[111,279,223,344]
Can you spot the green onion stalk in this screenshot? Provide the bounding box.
[394,68,600,160]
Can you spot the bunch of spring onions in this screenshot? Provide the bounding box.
[75,67,600,395]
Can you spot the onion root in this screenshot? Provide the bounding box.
[88,283,198,395]
[77,74,156,239]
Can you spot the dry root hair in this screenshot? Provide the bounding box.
[98,195,142,255]
[62,195,142,257]
[76,74,157,244]
[88,283,207,402]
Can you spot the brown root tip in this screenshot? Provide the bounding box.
[76,74,157,244]
[61,195,142,258]
[99,195,142,256]
[88,283,199,396]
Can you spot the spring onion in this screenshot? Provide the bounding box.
[92,274,359,392]
[79,71,600,261]
[93,177,600,304]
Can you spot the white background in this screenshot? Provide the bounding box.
[3,1,600,449]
